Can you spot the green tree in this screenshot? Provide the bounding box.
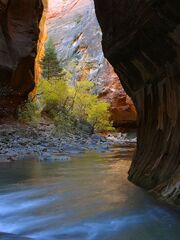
[41,38,62,80]
[38,78,114,133]
[39,78,69,115]
[86,101,113,132]
[73,81,113,132]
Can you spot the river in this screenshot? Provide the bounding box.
[0,144,179,239]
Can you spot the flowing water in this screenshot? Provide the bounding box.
[0,144,179,240]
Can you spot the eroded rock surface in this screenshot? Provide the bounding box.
[94,0,180,205]
[0,0,44,117]
[47,0,136,127]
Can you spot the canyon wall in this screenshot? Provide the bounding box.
[0,0,179,205]
[0,0,136,126]
[47,0,136,127]
[0,0,45,117]
[94,0,180,205]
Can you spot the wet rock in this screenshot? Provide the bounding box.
[0,122,125,163]
[40,153,70,162]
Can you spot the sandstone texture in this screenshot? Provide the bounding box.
[47,0,136,127]
[94,0,180,205]
[0,0,44,117]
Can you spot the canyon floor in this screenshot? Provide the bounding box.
[0,121,136,163]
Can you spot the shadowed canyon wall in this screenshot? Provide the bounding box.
[94,0,180,204]
[47,0,136,127]
[0,0,45,117]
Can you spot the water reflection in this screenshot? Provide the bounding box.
[0,144,179,240]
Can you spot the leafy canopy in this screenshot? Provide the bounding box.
[38,77,114,133]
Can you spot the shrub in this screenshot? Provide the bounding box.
[18,75,114,133]
[39,77,113,132]
[39,77,69,116]
[86,101,114,132]
[69,80,113,132]
[75,14,82,24]
[53,112,77,135]
[17,98,40,123]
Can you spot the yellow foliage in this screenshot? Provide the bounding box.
[86,101,114,132]
[19,75,114,133]
[40,78,68,107]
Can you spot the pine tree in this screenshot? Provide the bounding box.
[41,38,62,80]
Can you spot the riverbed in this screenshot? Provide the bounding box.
[0,144,179,240]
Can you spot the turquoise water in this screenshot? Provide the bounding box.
[0,144,179,240]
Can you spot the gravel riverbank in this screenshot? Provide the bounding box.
[0,122,136,162]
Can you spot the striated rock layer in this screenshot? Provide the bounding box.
[0,0,45,117]
[47,0,136,127]
[94,0,180,205]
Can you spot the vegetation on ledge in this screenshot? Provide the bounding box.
[18,38,114,134]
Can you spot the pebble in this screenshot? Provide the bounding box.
[0,122,136,163]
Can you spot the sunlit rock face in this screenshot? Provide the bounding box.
[94,0,180,205]
[35,0,48,88]
[0,0,44,117]
[47,0,136,127]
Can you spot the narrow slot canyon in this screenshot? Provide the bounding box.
[0,0,179,239]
